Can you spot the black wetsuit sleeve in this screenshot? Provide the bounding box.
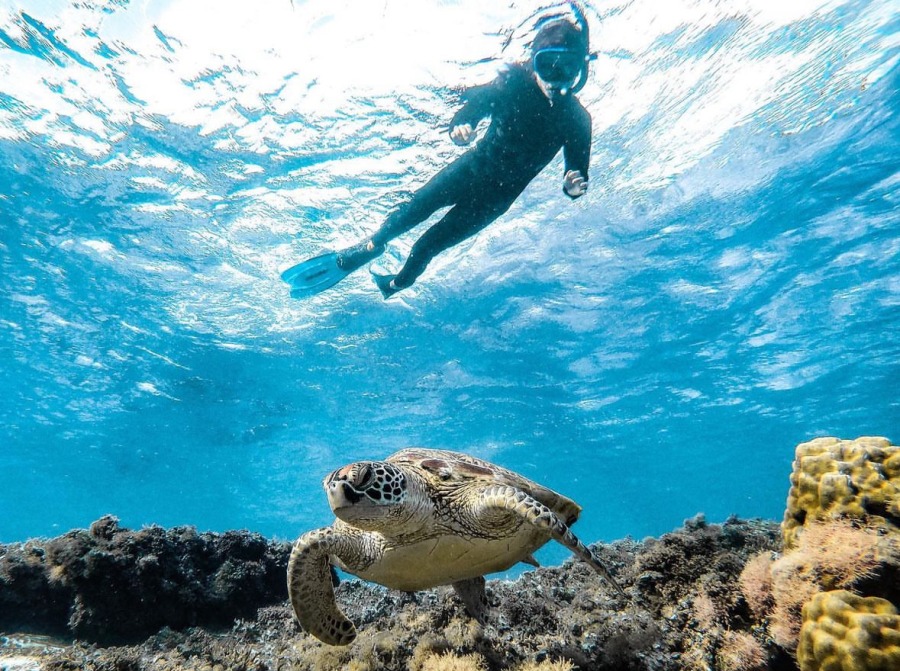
[449,75,505,130]
[562,101,592,199]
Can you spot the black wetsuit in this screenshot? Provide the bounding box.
[371,63,592,288]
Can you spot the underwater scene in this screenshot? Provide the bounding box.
[1,0,898,669]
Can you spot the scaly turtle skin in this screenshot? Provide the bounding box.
[287,448,625,645]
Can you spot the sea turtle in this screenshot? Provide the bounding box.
[287,448,626,645]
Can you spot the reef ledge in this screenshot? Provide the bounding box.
[1,515,789,671]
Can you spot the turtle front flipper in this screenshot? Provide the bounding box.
[287,527,373,646]
[475,485,627,599]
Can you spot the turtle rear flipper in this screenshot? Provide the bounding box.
[287,528,361,646]
[475,484,627,599]
[452,576,489,623]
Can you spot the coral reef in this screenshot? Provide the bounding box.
[782,436,899,550]
[4,436,896,670]
[737,436,900,671]
[797,590,900,671]
[763,519,900,650]
[0,515,291,644]
[0,516,783,670]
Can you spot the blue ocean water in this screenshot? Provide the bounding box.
[0,0,897,573]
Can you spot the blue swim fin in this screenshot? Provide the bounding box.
[281,252,349,298]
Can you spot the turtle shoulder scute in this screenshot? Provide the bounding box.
[386,448,582,525]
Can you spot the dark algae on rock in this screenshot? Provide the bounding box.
[0,515,291,644]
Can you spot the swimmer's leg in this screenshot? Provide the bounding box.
[338,162,472,273]
[379,195,515,296]
[338,159,472,273]
[372,156,477,244]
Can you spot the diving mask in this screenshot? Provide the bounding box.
[532,47,585,86]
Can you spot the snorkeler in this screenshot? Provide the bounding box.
[282,7,594,299]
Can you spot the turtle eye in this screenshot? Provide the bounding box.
[356,464,375,488]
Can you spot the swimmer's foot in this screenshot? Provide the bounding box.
[336,240,385,273]
[372,272,402,299]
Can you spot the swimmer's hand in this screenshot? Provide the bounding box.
[564,170,588,197]
[450,124,474,146]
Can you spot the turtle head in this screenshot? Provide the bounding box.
[324,461,415,531]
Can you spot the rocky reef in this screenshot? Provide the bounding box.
[2,515,780,671]
[1,436,896,671]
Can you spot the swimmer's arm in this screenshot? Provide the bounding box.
[563,103,592,199]
[448,75,504,145]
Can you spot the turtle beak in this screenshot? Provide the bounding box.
[322,464,372,514]
[324,463,380,508]
[322,466,361,511]
[326,479,363,511]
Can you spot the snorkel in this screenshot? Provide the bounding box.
[569,2,593,94]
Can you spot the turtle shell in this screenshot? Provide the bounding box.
[386,448,582,526]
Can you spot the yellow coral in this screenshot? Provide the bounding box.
[782,437,899,549]
[797,590,900,671]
